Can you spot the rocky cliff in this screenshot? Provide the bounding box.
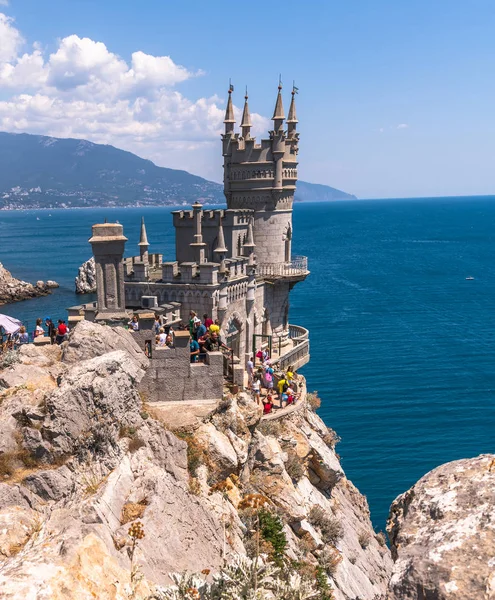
[0,321,392,599]
[387,454,495,599]
[74,257,96,294]
[0,262,58,306]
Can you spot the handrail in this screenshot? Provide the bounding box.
[257,256,308,278]
[288,323,309,345]
[272,338,310,372]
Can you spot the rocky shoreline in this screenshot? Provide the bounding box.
[0,262,58,307]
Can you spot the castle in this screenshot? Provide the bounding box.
[70,84,310,399]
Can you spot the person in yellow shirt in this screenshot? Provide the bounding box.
[286,369,294,384]
[209,319,220,334]
[277,377,287,398]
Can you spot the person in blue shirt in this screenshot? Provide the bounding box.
[190,336,200,363]
[195,321,207,341]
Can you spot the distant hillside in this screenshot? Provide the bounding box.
[295,180,357,202]
[0,132,356,208]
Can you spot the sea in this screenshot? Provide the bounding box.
[1,196,495,530]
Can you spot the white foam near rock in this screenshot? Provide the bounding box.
[74,257,96,294]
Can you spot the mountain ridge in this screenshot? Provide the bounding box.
[0,131,356,208]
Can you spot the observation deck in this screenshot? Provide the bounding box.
[257,255,309,282]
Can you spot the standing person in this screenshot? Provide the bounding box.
[252,377,261,405]
[264,366,274,393]
[152,313,162,335]
[45,317,56,344]
[156,327,167,347]
[189,311,197,336]
[128,315,139,332]
[16,326,29,346]
[277,375,287,400]
[55,320,68,345]
[195,320,207,341]
[286,367,294,386]
[190,336,200,363]
[34,318,44,338]
[247,356,254,389]
[203,313,213,330]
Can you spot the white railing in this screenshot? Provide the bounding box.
[274,339,310,371]
[257,256,308,278]
[289,323,309,345]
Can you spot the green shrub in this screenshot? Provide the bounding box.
[259,509,287,565]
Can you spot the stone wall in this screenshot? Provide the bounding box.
[138,331,224,402]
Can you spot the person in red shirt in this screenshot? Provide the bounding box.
[203,314,213,330]
[263,395,274,415]
[56,320,68,345]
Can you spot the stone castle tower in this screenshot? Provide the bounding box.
[222,84,299,265]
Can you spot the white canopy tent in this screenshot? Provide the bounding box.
[0,314,22,335]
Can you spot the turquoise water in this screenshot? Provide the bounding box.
[1,198,495,529]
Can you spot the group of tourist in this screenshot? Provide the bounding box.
[247,353,299,415]
[34,317,69,345]
[0,316,69,351]
[189,311,230,363]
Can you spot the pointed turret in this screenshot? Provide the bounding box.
[214,218,228,273]
[287,86,298,138]
[138,216,149,262]
[224,85,235,135]
[243,218,256,266]
[272,83,285,133]
[214,219,228,254]
[241,89,252,139]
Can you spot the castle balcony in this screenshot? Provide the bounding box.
[257,255,309,281]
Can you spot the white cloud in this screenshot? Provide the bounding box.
[397,123,409,129]
[0,0,9,7]
[0,13,23,63]
[0,12,269,181]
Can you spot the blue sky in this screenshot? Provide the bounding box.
[0,0,494,198]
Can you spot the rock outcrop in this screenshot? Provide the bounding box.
[75,257,96,294]
[0,262,58,305]
[0,321,392,599]
[387,454,495,600]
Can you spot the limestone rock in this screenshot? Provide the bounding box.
[75,257,96,294]
[41,351,146,457]
[387,454,495,600]
[196,422,238,482]
[62,319,148,372]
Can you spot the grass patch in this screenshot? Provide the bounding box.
[175,431,209,478]
[308,506,344,543]
[358,530,372,549]
[285,450,305,481]
[307,392,322,411]
[121,500,148,525]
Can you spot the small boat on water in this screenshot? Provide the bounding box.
[466,276,475,280]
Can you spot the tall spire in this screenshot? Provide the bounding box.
[138,216,149,247]
[287,83,298,138]
[138,216,149,263]
[272,78,285,133]
[224,83,235,135]
[241,87,252,139]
